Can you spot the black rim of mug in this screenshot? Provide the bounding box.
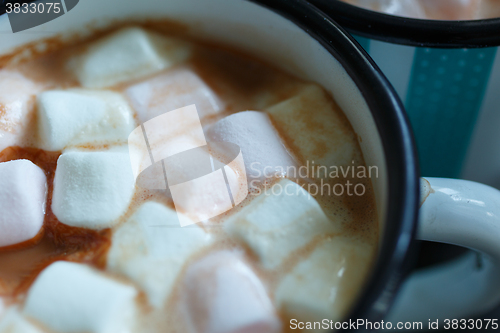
[251,0,420,329]
[309,0,500,48]
[0,0,421,329]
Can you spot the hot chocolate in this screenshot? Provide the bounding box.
[0,24,378,333]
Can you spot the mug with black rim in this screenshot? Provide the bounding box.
[309,0,500,185]
[0,0,500,331]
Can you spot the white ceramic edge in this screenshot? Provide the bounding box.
[387,177,500,323]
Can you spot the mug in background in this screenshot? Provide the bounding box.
[1,0,500,330]
[309,0,500,182]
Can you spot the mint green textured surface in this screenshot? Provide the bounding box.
[352,34,371,53]
[405,48,497,178]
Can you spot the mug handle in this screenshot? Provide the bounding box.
[386,177,500,323]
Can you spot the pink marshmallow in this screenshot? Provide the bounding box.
[344,0,426,19]
[0,298,4,318]
[180,250,281,333]
[0,160,47,247]
[420,0,480,20]
[343,0,500,20]
[206,111,297,185]
[125,67,225,123]
[0,71,42,151]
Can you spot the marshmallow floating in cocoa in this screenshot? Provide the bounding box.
[107,201,212,308]
[126,67,225,123]
[207,111,296,185]
[70,27,191,88]
[276,237,373,324]
[0,71,42,152]
[343,0,426,19]
[180,250,281,333]
[224,179,338,269]
[0,308,43,333]
[36,89,135,151]
[51,149,135,229]
[267,84,360,174]
[0,160,46,248]
[24,261,138,333]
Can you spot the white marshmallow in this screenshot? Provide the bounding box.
[36,89,136,151]
[275,237,373,326]
[107,202,211,308]
[23,261,138,333]
[0,160,46,247]
[224,179,338,269]
[126,67,225,123]
[267,84,359,172]
[52,149,135,229]
[181,250,281,333]
[0,308,44,333]
[0,71,42,151]
[206,111,296,184]
[70,27,191,88]
[127,125,153,188]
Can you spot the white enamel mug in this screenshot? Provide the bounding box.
[0,0,499,330]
